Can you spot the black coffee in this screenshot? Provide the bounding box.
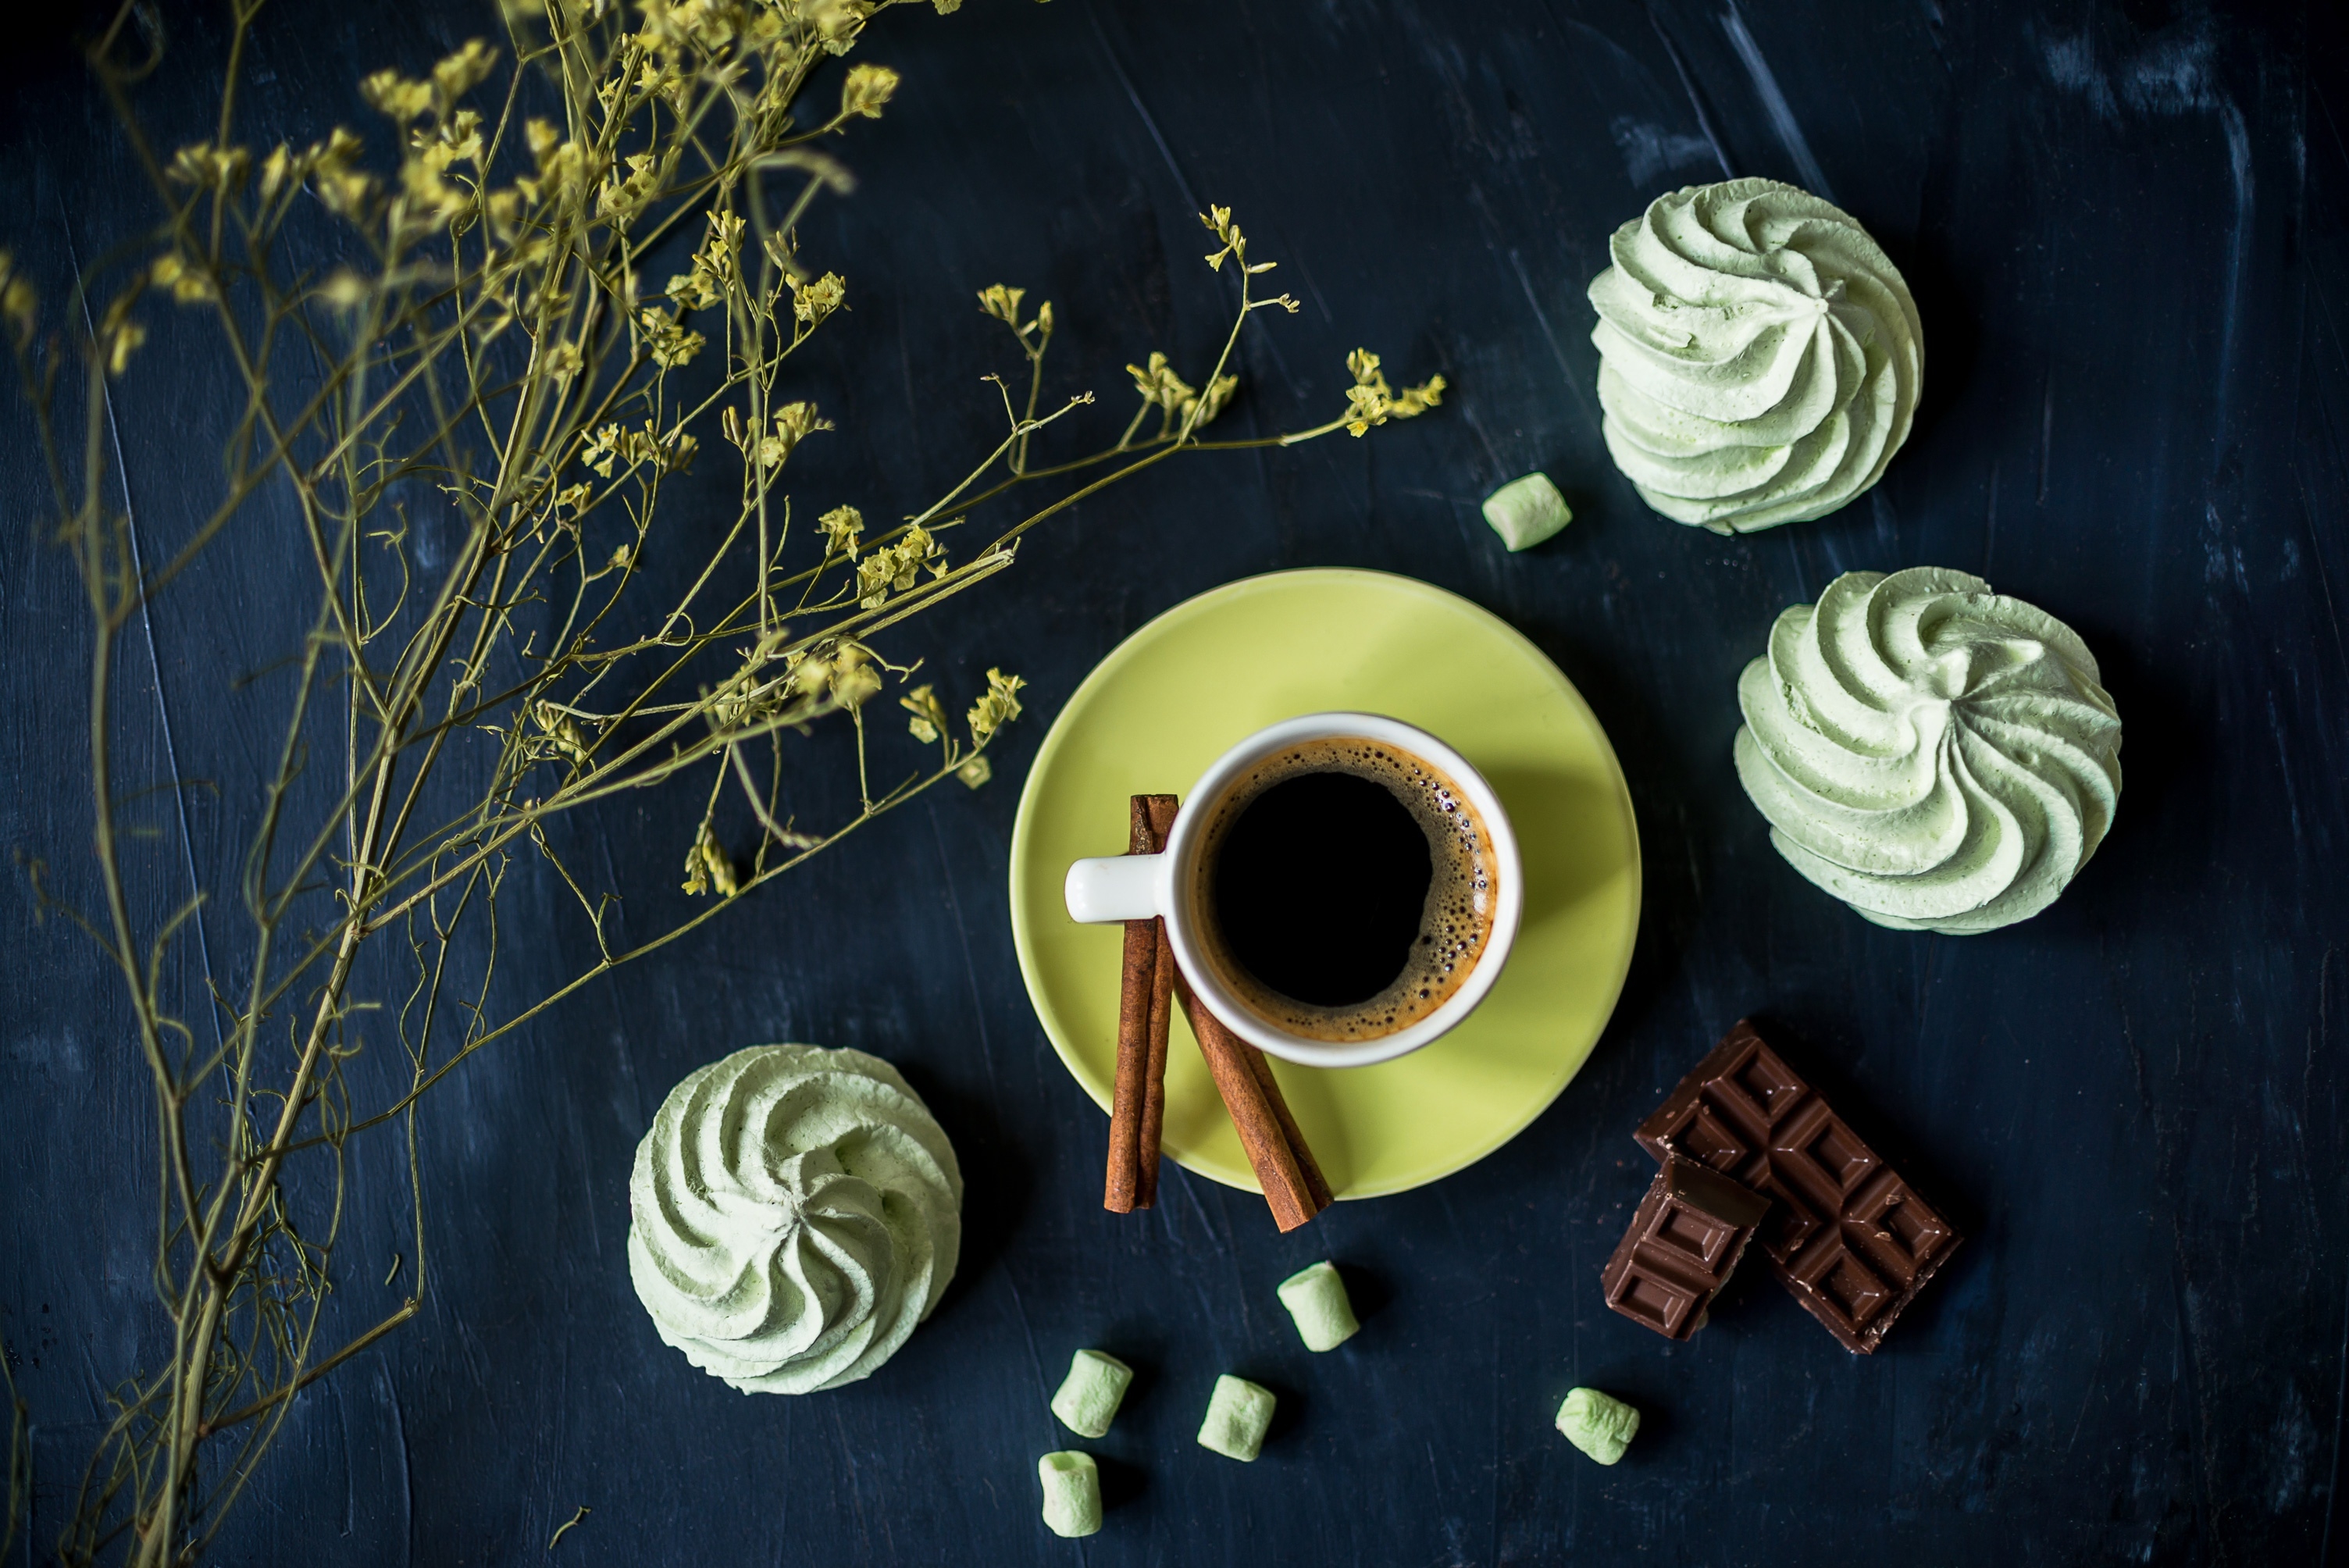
[1213,772,1431,1004]
[1194,737,1497,1042]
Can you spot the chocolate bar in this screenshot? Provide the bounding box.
[1600,1154,1770,1340]
[1635,1021,1961,1354]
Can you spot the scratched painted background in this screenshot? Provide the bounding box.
[3,0,2346,1563]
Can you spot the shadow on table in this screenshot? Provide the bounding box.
[891,1062,1031,1313]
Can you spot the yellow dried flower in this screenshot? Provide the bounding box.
[1390,374,1446,417]
[638,306,705,368]
[666,266,718,312]
[954,754,993,789]
[167,141,251,191]
[854,524,944,608]
[839,62,898,119]
[1199,203,1246,270]
[312,128,374,216]
[532,700,593,765]
[106,326,147,376]
[827,645,882,709]
[419,110,486,172]
[668,210,743,309]
[683,823,740,897]
[484,187,522,241]
[398,156,468,224]
[105,319,147,377]
[319,269,370,311]
[515,119,590,204]
[582,422,623,477]
[853,554,893,608]
[1340,349,1446,437]
[430,39,499,108]
[258,144,294,200]
[754,401,832,469]
[1195,372,1239,425]
[802,0,872,53]
[966,667,1025,746]
[149,252,216,305]
[1127,351,1195,411]
[786,269,845,326]
[975,283,1052,340]
[818,504,863,559]
[702,210,744,280]
[1126,354,1237,431]
[782,647,829,700]
[360,71,435,123]
[900,683,948,743]
[597,151,659,223]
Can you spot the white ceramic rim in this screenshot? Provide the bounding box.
[1157,711,1524,1069]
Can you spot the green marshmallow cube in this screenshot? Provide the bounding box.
[1037,1451,1102,1538]
[1481,472,1572,551]
[1197,1374,1277,1462]
[1275,1260,1360,1352]
[1049,1349,1133,1439]
[1555,1387,1641,1466]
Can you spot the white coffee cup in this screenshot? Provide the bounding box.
[1062,712,1521,1069]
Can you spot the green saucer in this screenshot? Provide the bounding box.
[1007,569,1641,1198]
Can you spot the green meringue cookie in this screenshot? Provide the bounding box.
[1734,568,2123,934]
[626,1045,963,1394]
[1588,178,1922,533]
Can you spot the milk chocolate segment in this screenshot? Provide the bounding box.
[1601,1155,1769,1341]
[1635,1020,1962,1354]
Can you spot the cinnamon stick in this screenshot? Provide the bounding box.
[1103,797,1158,1213]
[1170,967,1328,1232]
[1242,1041,1334,1211]
[1105,794,1182,1212]
[1135,796,1181,1207]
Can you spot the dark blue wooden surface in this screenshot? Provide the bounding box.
[4,1,2347,1563]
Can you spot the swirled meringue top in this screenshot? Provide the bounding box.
[1589,178,1923,533]
[627,1044,962,1395]
[1734,568,2123,935]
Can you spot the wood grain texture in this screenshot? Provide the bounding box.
[2,0,2346,1562]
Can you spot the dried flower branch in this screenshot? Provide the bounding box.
[7,2,1445,1562]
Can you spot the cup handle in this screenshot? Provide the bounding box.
[1064,853,1164,924]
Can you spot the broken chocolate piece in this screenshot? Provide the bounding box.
[1600,1154,1770,1340]
[1635,1020,1962,1354]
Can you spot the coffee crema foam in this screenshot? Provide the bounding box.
[1192,737,1497,1042]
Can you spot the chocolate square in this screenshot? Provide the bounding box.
[1634,1020,1965,1354]
[1601,1155,1770,1342]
